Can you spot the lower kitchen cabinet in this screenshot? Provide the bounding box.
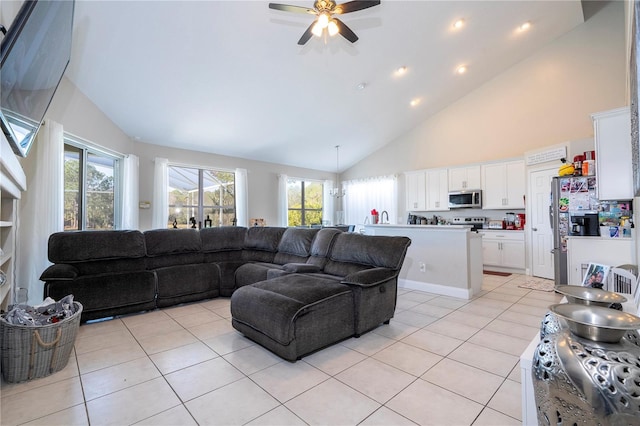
[480,231,525,271]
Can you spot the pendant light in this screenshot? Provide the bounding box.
[329,145,346,198]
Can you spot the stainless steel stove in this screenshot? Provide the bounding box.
[451,217,486,231]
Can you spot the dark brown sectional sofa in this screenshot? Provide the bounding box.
[41,226,411,360]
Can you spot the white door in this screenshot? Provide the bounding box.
[529,168,556,279]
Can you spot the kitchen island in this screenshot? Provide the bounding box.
[365,224,483,299]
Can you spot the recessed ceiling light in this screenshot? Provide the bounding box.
[453,19,465,29]
[410,98,421,107]
[395,66,408,76]
[356,82,367,90]
[456,65,467,75]
[518,21,531,32]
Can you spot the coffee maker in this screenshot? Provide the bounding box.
[569,213,599,236]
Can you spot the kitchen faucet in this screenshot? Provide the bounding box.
[381,211,389,224]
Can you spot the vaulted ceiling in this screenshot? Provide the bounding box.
[65,1,587,172]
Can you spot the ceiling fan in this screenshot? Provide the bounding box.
[269,0,381,45]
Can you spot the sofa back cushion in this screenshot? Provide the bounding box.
[47,230,147,275]
[242,227,286,262]
[273,227,319,265]
[200,227,247,252]
[48,230,146,263]
[306,228,342,269]
[323,233,411,277]
[144,228,203,269]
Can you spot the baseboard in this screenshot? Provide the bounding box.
[398,278,473,300]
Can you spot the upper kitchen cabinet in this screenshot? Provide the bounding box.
[448,165,481,191]
[405,171,426,211]
[481,160,525,209]
[592,107,633,200]
[426,168,450,211]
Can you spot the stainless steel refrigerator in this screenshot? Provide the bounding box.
[550,176,599,286]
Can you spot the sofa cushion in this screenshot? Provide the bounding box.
[144,229,204,269]
[44,271,157,321]
[231,274,353,346]
[242,227,286,262]
[144,228,202,256]
[200,226,247,252]
[272,228,319,265]
[155,263,220,300]
[48,230,146,263]
[323,233,411,277]
[306,228,342,269]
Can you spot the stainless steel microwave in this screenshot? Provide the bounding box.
[448,190,482,209]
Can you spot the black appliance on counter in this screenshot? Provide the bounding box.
[569,213,599,236]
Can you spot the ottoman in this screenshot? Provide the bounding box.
[230,274,355,361]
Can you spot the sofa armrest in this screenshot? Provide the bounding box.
[342,267,397,288]
[282,263,322,273]
[39,264,79,281]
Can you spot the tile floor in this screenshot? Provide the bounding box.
[1,273,561,425]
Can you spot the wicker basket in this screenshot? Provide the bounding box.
[0,302,83,383]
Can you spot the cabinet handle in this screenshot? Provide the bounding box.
[435,201,439,208]
[532,227,538,231]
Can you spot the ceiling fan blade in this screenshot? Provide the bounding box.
[298,21,316,45]
[334,0,380,14]
[269,3,316,15]
[334,18,358,43]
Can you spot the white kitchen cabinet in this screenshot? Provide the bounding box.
[0,133,27,310]
[592,107,633,200]
[426,169,450,211]
[566,237,635,286]
[480,231,525,270]
[481,160,525,209]
[448,165,481,191]
[405,171,426,211]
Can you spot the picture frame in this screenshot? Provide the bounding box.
[582,263,610,288]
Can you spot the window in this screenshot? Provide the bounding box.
[343,175,397,232]
[64,141,121,230]
[287,179,323,227]
[168,165,235,228]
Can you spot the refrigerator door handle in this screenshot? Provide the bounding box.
[549,205,554,230]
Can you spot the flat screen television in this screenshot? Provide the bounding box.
[1,0,75,157]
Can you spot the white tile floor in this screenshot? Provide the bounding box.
[1,273,561,425]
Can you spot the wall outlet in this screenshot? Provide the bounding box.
[419,262,426,272]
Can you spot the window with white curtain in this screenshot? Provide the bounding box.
[167,165,236,228]
[286,178,324,226]
[63,139,122,230]
[343,175,397,231]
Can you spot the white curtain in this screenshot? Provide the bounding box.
[16,120,64,304]
[343,175,398,232]
[235,168,248,227]
[122,154,139,230]
[277,174,288,227]
[151,157,168,229]
[323,179,335,225]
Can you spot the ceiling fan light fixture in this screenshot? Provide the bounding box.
[312,21,324,37]
[317,12,330,28]
[328,19,339,36]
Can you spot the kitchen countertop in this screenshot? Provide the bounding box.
[365,224,474,231]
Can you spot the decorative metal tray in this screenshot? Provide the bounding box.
[549,303,640,343]
[555,285,626,307]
